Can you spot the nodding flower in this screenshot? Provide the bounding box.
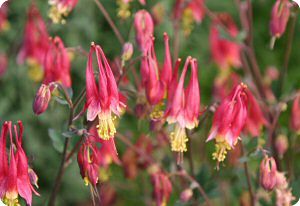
[0,121,39,206]
[206,83,248,166]
[18,4,49,82]
[48,0,79,24]
[260,156,277,191]
[77,125,120,186]
[165,57,200,163]
[210,13,241,70]
[150,169,172,206]
[270,0,292,39]
[140,33,172,119]
[43,36,72,88]
[85,43,126,141]
[243,90,267,137]
[134,10,154,52]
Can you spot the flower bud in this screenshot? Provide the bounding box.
[180,188,193,202]
[270,0,291,38]
[290,94,300,134]
[134,10,154,51]
[122,42,134,62]
[275,134,289,158]
[33,84,52,115]
[260,156,277,191]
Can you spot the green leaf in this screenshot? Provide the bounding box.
[48,128,64,153]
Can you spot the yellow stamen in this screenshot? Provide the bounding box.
[182,8,195,36]
[212,136,232,163]
[48,1,69,24]
[96,113,117,140]
[3,192,20,206]
[116,0,131,19]
[150,103,164,120]
[27,58,44,82]
[169,125,188,153]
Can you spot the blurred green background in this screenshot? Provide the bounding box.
[1,0,300,205]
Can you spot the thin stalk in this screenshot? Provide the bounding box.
[48,107,74,206]
[94,0,125,45]
[241,142,255,206]
[277,12,297,97]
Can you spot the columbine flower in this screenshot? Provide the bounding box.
[150,169,172,206]
[77,137,100,186]
[182,0,205,35]
[18,4,49,82]
[134,10,154,52]
[77,125,120,186]
[290,93,300,134]
[140,33,172,119]
[210,13,241,70]
[243,90,267,137]
[43,36,72,88]
[85,43,126,141]
[270,0,291,39]
[0,121,39,206]
[122,135,153,179]
[33,84,53,115]
[165,57,200,163]
[260,156,277,191]
[48,0,78,24]
[206,83,248,165]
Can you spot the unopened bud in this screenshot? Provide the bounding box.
[122,42,134,62]
[180,188,193,202]
[33,84,51,115]
[275,134,289,158]
[260,156,277,191]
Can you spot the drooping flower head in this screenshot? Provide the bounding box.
[210,13,241,70]
[260,156,277,191]
[290,93,300,134]
[122,135,153,179]
[140,33,172,120]
[18,4,49,82]
[150,168,172,206]
[43,36,72,88]
[85,43,126,141]
[48,0,78,24]
[181,0,205,35]
[270,0,292,39]
[165,57,200,163]
[77,125,120,186]
[0,121,39,206]
[243,90,267,137]
[207,83,248,165]
[134,10,154,52]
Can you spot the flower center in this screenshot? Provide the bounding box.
[150,103,164,120]
[96,113,117,140]
[48,1,69,24]
[212,136,232,164]
[116,0,131,19]
[169,124,188,153]
[3,192,20,206]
